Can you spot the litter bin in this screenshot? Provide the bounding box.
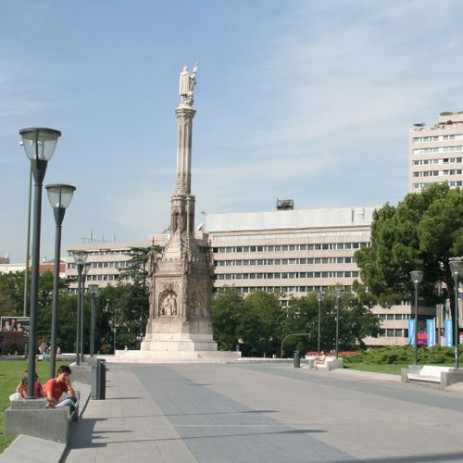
[293,350,301,368]
[91,359,106,400]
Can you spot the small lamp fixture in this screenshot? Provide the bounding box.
[410,270,424,285]
[72,249,89,266]
[20,127,61,162]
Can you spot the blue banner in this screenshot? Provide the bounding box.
[427,318,436,347]
[408,319,416,346]
[445,318,453,347]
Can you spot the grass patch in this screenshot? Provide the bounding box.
[344,362,408,375]
[0,360,69,454]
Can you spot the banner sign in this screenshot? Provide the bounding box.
[426,318,436,347]
[408,319,416,346]
[445,318,453,347]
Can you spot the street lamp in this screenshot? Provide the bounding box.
[20,127,61,399]
[88,284,100,357]
[410,270,424,366]
[335,287,344,359]
[449,260,462,369]
[80,263,90,361]
[316,292,324,354]
[72,250,88,365]
[46,184,76,379]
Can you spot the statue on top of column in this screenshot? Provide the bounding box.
[179,64,198,106]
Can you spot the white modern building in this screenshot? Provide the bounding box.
[204,205,376,305]
[409,111,463,192]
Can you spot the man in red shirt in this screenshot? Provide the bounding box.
[43,365,77,409]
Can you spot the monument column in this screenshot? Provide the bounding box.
[116,66,240,361]
[140,65,218,353]
[175,106,196,196]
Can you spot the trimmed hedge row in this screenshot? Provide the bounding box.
[342,345,460,365]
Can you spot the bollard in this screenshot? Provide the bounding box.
[293,350,301,368]
[91,359,106,400]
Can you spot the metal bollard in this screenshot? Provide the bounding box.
[91,359,106,400]
[293,350,301,368]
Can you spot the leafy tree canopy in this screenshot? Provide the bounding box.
[355,183,463,316]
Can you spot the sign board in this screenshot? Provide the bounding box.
[0,316,30,354]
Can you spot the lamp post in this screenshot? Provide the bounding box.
[449,260,462,369]
[316,292,324,354]
[80,263,90,361]
[72,250,88,365]
[410,270,424,366]
[20,127,61,399]
[46,184,76,378]
[335,287,343,359]
[88,284,100,357]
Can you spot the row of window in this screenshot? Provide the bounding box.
[412,134,463,143]
[413,157,462,166]
[377,329,408,338]
[67,274,132,282]
[67,261,131,270]
[214,242,368,254]
[413,145,463,155]
[68,249,132,258]
[378,314,411,321]
[216,257,354,267]
[215,286,339,295]
[215,271,359,280]
[412,181,463,189]
[413,169,463,178]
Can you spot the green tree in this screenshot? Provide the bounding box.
[355,183,463,328]
[278,294,319,356]
[211,287,244,351]
[0,271,26,315]
[238,291,282,357]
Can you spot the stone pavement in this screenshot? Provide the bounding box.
[60,362,463,463]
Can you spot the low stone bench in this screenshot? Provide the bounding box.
[401,365,463,389]
[4,382,91,444]
[306,355,344,370]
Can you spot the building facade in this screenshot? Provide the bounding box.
[66,239,158,291]
[204,206,376,305]
[409,111,463,193]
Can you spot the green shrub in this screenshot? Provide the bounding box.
[341,345,458,365]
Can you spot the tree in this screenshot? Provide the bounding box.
[0,271,26,315]
[355,183,463,328]
[238,291,282,357]
[211,287,244,351]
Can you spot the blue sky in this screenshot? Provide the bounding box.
[2,0,463,263]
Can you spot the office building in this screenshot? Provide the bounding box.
[409,111,463,192]
[204,205,376,305]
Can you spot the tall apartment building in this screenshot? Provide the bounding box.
[409,111,463,192]
[204,206,376,305]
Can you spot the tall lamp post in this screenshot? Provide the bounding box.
[335,287,344,359]
[88,284,100,357]
[46,184,76,379]
[410,270,424,366]
[449,260,462,369]
[316,292,324,354]
[80,263,90,362]
[20,127,61,399]
[72,250,88,365]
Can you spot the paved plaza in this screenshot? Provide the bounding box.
[60,362,463,463]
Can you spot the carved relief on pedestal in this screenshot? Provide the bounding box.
[158,290,178,317]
